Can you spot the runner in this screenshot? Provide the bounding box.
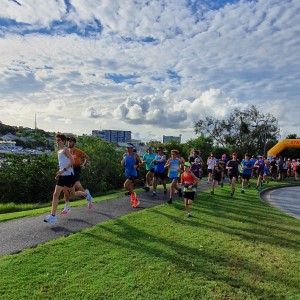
[61,136,93,214]
[164,149,184,204]
[151,146,167,196]
[141,146,156,192]
[226,152,240,197]
[44,133,76,223]
[240,153,254,194]
[180,162,199,217]
[121,143,142,208]
[206,153,216,183]
[254,156,265,189]
[210,160,224,194]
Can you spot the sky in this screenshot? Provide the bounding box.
[0,0,299,142]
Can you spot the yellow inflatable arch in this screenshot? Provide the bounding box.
[267,139,300,157]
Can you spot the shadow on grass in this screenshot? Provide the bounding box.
[80,214,299,299]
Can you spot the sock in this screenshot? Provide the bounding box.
[65,201,70,209]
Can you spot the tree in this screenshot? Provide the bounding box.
[194,105,280,156]
[184,134,214,160]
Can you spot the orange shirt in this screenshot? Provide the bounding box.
[70,148,85,166]
[181,171,197,185]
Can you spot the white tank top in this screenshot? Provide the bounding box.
[58,148,74,176]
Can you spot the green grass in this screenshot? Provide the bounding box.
[0,180,300,299]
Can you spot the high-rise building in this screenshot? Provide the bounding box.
[163,135,181,143]
[92,130,132,143]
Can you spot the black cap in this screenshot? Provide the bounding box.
[67,137,76,143]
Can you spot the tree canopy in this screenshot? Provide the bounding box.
[194,105,280,156]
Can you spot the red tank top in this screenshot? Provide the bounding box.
[181,171,196,184]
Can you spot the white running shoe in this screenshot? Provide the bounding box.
[44,214,57,223]
[85,189,93,209]
[61,207,70,215]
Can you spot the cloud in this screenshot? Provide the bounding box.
[0,0,299,142]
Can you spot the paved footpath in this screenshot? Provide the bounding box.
[260,184,300,220]
[0,180,211,256]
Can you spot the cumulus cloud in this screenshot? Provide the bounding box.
[0,0,299,141]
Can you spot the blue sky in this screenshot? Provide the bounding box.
[0,0,299,142]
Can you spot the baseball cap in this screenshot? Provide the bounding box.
[184,162,191,167]
[126,143,134,148]
[67,137,76,143]
[148,146,153,151]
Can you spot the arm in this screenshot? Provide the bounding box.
[164,159,171,168]
[134,153,143,169]
[121,153,126,166]
[81,153,90,168]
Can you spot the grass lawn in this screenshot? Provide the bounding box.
[0,180,300,299]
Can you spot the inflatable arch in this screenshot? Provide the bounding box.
[267,139,300,157]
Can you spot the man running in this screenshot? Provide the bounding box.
[152,146,167,196]
[61,136,93,214]
[44,133,76,223]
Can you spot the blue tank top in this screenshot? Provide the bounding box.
[168,158,180,179]
[124,153,137,177]
[154,154,165,174]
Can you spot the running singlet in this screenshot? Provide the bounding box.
[124,153,137,177]
[58,148,74,176]
[181,172,197,192]
[168,158,180,179]
[142,153,156,170]
[154,155,165,173]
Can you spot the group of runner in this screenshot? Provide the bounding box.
[123,145,300,217]
[44,135,300,222]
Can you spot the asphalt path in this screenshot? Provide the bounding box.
[0,190,171,256]
[260,184,300,220]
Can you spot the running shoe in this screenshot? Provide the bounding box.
[241,190,245,194]
[167,199,173,204]
[61,207,70,215]
[163,189,167,195]
[125,191,131,196]
[187,212,192,218]
[132,199,140,208]
[85,189,93,209]
[144,186,150,192]
[152,192,157,196]
[44,214,57,223]
[130,192,137,202]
